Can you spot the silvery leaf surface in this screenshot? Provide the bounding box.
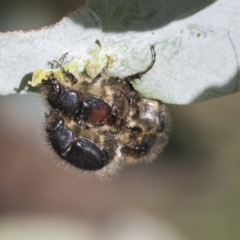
[86,0,240,104]
[0,0,239,104]
[0,7,102,95]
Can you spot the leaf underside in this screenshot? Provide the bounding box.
[0,0,239,104]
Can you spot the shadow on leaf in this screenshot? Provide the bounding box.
[14,72,40,94]
[85,0,216,32]
[193,67,240,103]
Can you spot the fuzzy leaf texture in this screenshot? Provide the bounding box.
[0,0,239,104]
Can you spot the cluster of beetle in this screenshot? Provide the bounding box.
[38,46,169,175]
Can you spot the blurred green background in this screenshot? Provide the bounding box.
[1,1,240,239]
